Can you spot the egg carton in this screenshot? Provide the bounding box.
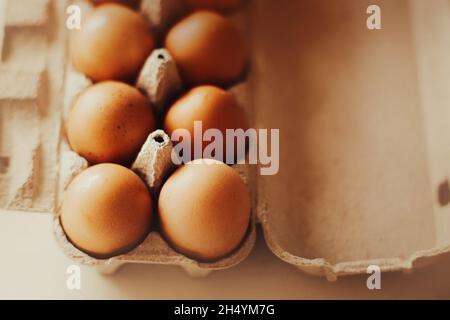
[5,0,450,281]
[55,0,256,276]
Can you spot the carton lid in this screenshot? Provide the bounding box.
[252,0,450,279]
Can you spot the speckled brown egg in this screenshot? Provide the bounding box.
[164,85,248,162]
[70,4,154,82]
[186,0,243,14]
[89,0,141,9]
[67,81,156,165]
[61,164,152,258]
[165,10,246,87]
[158,159,251,261]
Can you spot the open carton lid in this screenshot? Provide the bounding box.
[253,0,450,280]
[1,0,450,280]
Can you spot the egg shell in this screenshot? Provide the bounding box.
[158,159,251,261]
[67,81,156,165]
[164,85,248,162]
[140,0,187,35]
[186,0,243,14]
[70,4,155,82]
[61,164,153,259]
[165,10,246,87]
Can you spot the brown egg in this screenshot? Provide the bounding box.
[89,0,141,9]
[70,4,154,82]
[61,164,152,258]
[186,0,243,14]
[164,85,247,162]
[159,159,251,261]
[67,81,156,165]
[165,10,246,87]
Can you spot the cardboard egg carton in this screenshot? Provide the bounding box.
[56,50,256,276]
[0,0,66,212]
[54,1,257,276]
[4,0,450,280]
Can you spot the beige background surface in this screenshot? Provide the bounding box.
[0,209,449,300]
